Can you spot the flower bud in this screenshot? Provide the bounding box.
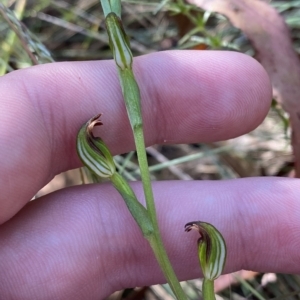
[77,114,115,178]
[185,221,227,280]
[105,12,133,70]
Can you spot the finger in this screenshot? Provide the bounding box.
[0,51,271,223]
[0,177,298,299]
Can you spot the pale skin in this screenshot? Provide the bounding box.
[0,50,298,299]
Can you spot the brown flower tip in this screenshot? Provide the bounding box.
[185,222,210,245]
[87,113,103,139]
[185,221,212,263]
[185,222,201,233]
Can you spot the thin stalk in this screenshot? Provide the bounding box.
[202,279,215,300]
[114,159,137,181]
[234,275,266,300]
[101,0,121,17]
[111,170,185,299]
[117,36,187,300]
[132,145,232,175]
[111,172,154,238]
[118,151,135,175]
[133,126,186,299]
[79,167,86,184]
[102,6,187,299]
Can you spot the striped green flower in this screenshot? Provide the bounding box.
[185,221,226,281]
[105,12,133,70]
[77,114,115,178]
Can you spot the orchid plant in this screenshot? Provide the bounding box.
[76,1,227,299]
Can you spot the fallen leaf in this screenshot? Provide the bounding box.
[187,0,300,176]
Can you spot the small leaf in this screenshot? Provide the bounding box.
[185,221,227,280]
[77,114,116,178]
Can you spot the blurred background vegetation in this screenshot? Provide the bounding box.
[1,0,300,299]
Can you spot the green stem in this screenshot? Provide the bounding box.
[111,172,186,300]
[101,0,121,17]
[202,278,216,300]
[118,69,187,300]
[135,128,186,300]
[148,234,187,300]
[110,172,154,238]
[101,4,187,299]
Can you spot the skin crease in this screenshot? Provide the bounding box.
[1,50,299,299]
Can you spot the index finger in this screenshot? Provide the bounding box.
[0,50,272,223]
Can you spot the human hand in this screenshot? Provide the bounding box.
[0,50,294,299]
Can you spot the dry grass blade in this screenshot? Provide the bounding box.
[0,3,38,65]
[186,0,300,177]
[146,146,193,180]
[0,3,54,66]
